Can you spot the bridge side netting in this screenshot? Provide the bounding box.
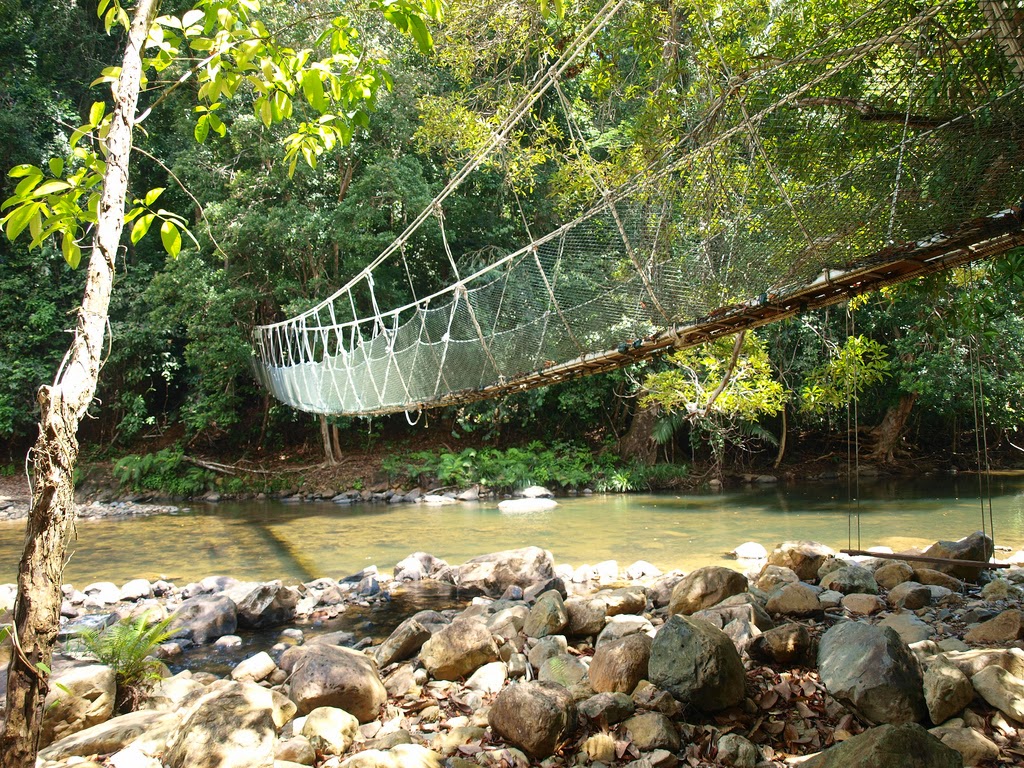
[252,0,1024,416]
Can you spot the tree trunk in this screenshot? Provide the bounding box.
[319,414,336,465]
[0,2,159,764]
[618,402,660,466]
[870,392,917,464]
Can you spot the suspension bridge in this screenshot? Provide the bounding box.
[252,0,1024,417]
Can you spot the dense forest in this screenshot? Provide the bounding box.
[2,0,1023,491]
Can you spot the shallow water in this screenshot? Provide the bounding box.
[1,474,1023,586]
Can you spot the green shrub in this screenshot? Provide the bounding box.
[79,615,175,711]
[112,447,214,497]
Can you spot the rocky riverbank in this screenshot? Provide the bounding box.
[4,534,1024,767]
[0,475,185,522]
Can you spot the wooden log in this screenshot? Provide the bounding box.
[840,549,1010,569]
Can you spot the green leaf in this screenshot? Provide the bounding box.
[160,219,181,257]
[407,15,432,53]
[130,213,155,245]
[8,164,38,179]
[258,98,272,127]
[181,9,205,28]
[88,101,106,127]
[302,69,327,113]
[62,234,82,269]
[33,180,71,197]
[144,188,165,207]
[48,158,64,177]
[4,203,36,241]
[194,114,210,143]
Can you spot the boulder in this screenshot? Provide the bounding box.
[488,681,577,759]
[923,659,974,725]
[841,594,885,615]
[374,617,431,668]
[731,541,768,561]
[528,635,568,671]
[441,547,555,596]
[754,564,800,592]
[914,569,964,591]
[963,608,1024,644]
[40,662,116,748]
[923,531,992,578]
[393,552,447,581]
[602,586,647,617]
[766,541,834,581]
[338,743,441,768]
[971,665,1024,721]
[939,647,1024,679]
[887,582,932,610]
[872,561,914,590]
[668,566,748,615]
[879,613,934,645]
[287,644,387,722]
[538,653,589,693]
[648,615,745,712]
[694,594,774,632]
[163,683,279,768]
[747,623,813,666]
[524,590,568,638]
[717,733,760,768]
[765,582,822,617]
[39,711,181,763]
[565,597,608,637]
[235,583,299,629]
[521,486,554,498]
[119,579,154,602]
[465,661,507,695]
[301,706,359,756]
[928,723,1000,767]
[420,617,499,681]
[798,723,961,768]
[276,736,316,765]
[170,594,237,645]
[817,622,926,724]
[588,634,651,694]
[231,651,277,683]
[621,712,679,751]
[596,614,653,647]
[578,692,635,726]
[819,566,879,595]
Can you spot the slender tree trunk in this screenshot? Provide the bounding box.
[0,2,159,764]
[870,392,917,464]
[319,414,336,465]
[773,405,788,469]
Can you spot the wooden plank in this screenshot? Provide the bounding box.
[840,549,1010,569]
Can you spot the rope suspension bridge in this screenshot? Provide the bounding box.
[252,0,1024,418]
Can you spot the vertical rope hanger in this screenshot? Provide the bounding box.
[966,266,996,560]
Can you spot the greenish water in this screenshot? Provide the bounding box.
[2,475,1023,586]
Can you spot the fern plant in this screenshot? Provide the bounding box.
[79,614,175,710]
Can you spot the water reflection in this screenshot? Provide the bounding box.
[1,474,1022,585]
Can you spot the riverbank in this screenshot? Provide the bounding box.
[6,538,1024,768]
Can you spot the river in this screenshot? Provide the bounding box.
[2,474,1023,586]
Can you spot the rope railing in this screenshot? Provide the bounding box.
[252,0,1024,417]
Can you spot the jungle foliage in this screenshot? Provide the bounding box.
[1,0,1022,471]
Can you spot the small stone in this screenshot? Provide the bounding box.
[621,712,679,752]
[583,733,616,763]
[873,562,914,590]
[231,651,277,683]
[765,582,822,617]
[887,581,932,610]
[301,706,359,756]
[716,733,760,768]
[842,593,885,615]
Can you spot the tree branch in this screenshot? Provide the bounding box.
[789,97,951,129]
[703,331,746,417]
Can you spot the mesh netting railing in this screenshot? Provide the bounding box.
[252,0,1024,416]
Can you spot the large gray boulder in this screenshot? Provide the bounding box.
[798,723,961,768]
[819,566,879,595]
[439,547,556,596]
[817,621,926,724]
[287,644,386,722]
[235,583,299,629]
[38,710,180,763]
[923,531,992,578]
[163,683,279,768]
[565,596,608,637]
[488,681,577,759]
[648,615,745,712]
[170,594,237,645]
[419,617,499,680]
[40,661,116,748]
[767,541,834,581]
[668,566,748,615]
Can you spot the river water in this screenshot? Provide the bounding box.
[2,474,1023,586]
